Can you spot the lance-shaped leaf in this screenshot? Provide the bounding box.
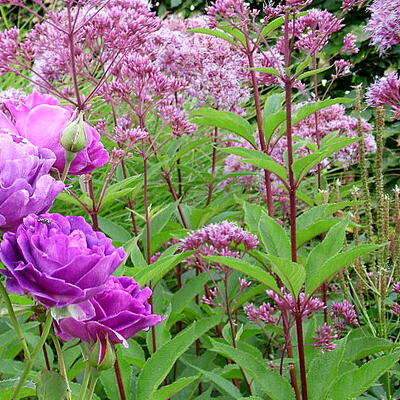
[189,28,238,45]
[258,254,305,297]
[191,108,256,147]
[305,218,349,278]
[306,244,382,294]
[220,147,288,183]
[136,313,222,400]
[210,340,295,400]
[205,256,280,293]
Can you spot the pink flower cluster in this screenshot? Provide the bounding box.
[244,302,277,325]
[330,300,359,333]
[313,324,338,352]
[182,221,259,260]
[366,73,400,119]
[366,0,400,53]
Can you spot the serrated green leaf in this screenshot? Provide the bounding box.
[36,369,67,400]
[305,218,349,278]
[149,375,200,400]
[329,353,400,400]
[205,256,280,293]
[136,313,222,400]
[258,212,291,259]
[306,244,382,294]
[191,108,256,147]
[344,337,396,362]
[210,340,295,400]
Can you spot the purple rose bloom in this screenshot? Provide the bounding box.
[0,133,64,231]
[56,276,163,346]
[0,91,109,175]
[0,213,127,310]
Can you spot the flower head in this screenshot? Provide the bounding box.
[330,300,358,332]
[56,276,163,346]
[0,213,126,309]
[366,73,400,119]
[313,324,338,352]
[0,133,64,231]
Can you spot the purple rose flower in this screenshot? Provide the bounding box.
[0,213,127,310]
[0,133,64,231]
[0,91,109,175]
[56,276,163,346]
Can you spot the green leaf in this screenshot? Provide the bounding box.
[308,340,347,400]
[344,337,396,362]
[329,352,400,400]
[136,313,222,400]
[132,252,193,286]
[149,375,200,400]
[260,12,308,37]
[189,28,237,46]
[183,362,242,399]
[305,218,349,278]
[248,67,282,78]
[98,217,132,242]
[100,176,141,207]
[297,65,332,80]
[0,379,36,400]
[210,340,295,400]
[220,147,288,183]
[258,212,291,259]
[261,254,305,297]
[167,272,211,327]
[243,202,263,233]
[306,244,382,294]
[205,256,280,293]
[36,369,67,400]
[191,108,256,147]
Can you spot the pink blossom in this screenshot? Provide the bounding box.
[366,0,400,53]
[342,33,359,54]
[244,303,276,325]
[313,324,338,352]
[393,282,400,294]
[366,73,400,119]
[330,300,358,332]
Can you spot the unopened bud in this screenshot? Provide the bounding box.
[88,337,116,371]
[61,112,87,153]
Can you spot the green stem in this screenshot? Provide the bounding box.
[52,334,72,400]
[87,370,99,400]
[0,281,31,359]
[78,364,91,400]
[11,312,53,400]
[0,6,9,29]
[61,157,74,182]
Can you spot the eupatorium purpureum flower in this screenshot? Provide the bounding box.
[0,91,109,174]
[366,73,400,119]
[0,133,64,231]
[366,0,400,53]
[0,213,126,310]
[55,276,163,346]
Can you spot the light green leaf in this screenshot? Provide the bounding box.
[248,67,282,78]
[329,353,400,400]
[189,28,237,45]
[261,254,305,297]
[306,244,382,294]
[258,212,291,259]
[210,340,295,400]
[149,375,200,400]
[344,337,397,362]
[191,108,256,147]
[98,217,131,242]
[205,256,280,293]
[36,369,67,400]
[305,218,349,278]
[136,313,222,400]
[297,65,332,80]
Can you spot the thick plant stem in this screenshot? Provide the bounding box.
[87,372,99,400]
[12,312,53,400]
[52,334,72,400]
[283,9,308,399]
[295,314,308,400]
[87,177,100,231]
[114,358,127,400]
[245,37,275,217]
[0,281,31,359]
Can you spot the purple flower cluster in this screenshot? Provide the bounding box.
[366,73,400,119]
[313,324,338,352]
[330,300,359,332]
[244,302,276,325]
[366,0,400,53]
[0,133,64,231]
[182,221,259,260]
